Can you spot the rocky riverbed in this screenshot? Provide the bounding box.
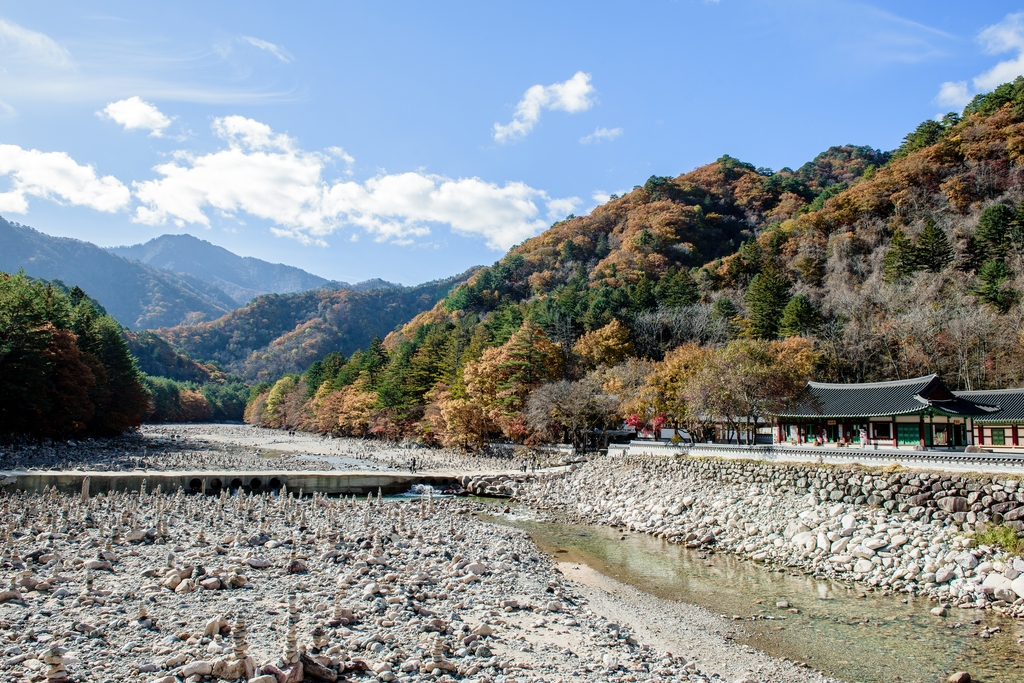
[0,480,833,683]
[0,425,542,476]
[520,455,1024,622]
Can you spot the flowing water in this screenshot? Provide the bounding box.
[479,510,1024,683]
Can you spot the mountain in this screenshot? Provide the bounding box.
[0,218,237,329]
[110,234,400,305]
[241,77,1024,445]
[110,234,327,305]
[159,270,473,381]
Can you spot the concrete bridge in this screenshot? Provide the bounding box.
[0,469,506,496]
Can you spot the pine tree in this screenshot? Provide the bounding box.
[630,275,657,312]
[975,259,1018,313]
[883,228,920,282]
[778,295,820,337]
[745,265,791,340]
[975,204,1014,259]
[655,267,699,307]
[915,219,953,272]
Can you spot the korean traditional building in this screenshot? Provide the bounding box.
[775,374,1019,450]
[954,388,1024,449]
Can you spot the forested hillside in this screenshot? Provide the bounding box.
[0,219,238,329]
[160,271,474,381]
[245,77,1024,448]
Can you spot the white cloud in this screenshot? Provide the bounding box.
[935,12,1024,110]
[974,12,1024,91]
[579,126,622,144]
[0,144,130,213]
[240,36,293,63]
[591,189,630,207]
[0,18,71,68]
[133,116,571,250]
[493,71,595,143]
[936,81,971,109]
[546,197,582,221]
[99,96,173,136]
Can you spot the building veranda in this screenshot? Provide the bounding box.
[776,374,1024,451]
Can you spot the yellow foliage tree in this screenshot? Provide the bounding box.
[631,343,714,438]
[315,382,377,436]
[573,319,635,368]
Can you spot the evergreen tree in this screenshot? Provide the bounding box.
[975,259,1018,313]
[960,234,986,273]
[630,275,657,312]
[745,265,791,340]
[883,227,920,282]
[594,233,611,259]
[1011,199,1024,257]
[976,204,1014,259]
[778,295,820,337]
[655,267,699,307]
[360,337,389,385]
[712,297,738,321]
[495,322,562,411]
[915,219,953,272]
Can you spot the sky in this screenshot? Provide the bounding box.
[1,1,1024,285]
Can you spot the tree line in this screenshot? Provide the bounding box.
[0,271,250,439]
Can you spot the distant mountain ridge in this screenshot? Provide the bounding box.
[109,234,398,305]
[160,270,474,381]
[0,218,236,329]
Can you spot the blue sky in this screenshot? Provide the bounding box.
[1,1,1023,284]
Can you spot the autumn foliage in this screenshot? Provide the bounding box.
[243,77,1024,447]
[0,272,149,438]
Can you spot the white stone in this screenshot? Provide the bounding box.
[853,559,874,573]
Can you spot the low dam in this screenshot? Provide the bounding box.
[0,468,525,496]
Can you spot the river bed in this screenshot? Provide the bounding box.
[479,510,1024,683]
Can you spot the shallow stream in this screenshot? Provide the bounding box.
[480,511,1024,683]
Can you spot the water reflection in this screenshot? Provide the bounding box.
[481,513,1024,683]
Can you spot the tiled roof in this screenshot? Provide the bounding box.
[955,388,1024,423]
[779,374,999,419]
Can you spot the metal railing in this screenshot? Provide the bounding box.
[610,441,1024,468]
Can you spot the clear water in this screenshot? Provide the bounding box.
[480,512,1024,683]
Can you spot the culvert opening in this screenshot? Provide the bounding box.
[209,478,223,492]
[189,478,203,492]
[230,477,244,491]
[268,477,282,490]
[249,478,262,491]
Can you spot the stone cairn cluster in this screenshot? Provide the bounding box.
[0,472,753,683]
[523,455,1024,619]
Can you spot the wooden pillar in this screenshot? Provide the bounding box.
[892,416,898,448]
[918,416,925,448]
[977,424,984,445]
[1013,424,1019,447]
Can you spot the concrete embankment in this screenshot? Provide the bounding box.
[520,455,1024,620]
[0,469,531,497]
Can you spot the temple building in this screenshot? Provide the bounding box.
[954,388,1024,449]
[774,374,1024,450]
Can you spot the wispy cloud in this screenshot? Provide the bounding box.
[0,17,299,106]
[133,116,575,250]
[493,71,595,143]
[240,35,293,63]
[0,17,72,68]
[98,96,173,136]
[579,126,622,144]
[936,12,1024,110]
